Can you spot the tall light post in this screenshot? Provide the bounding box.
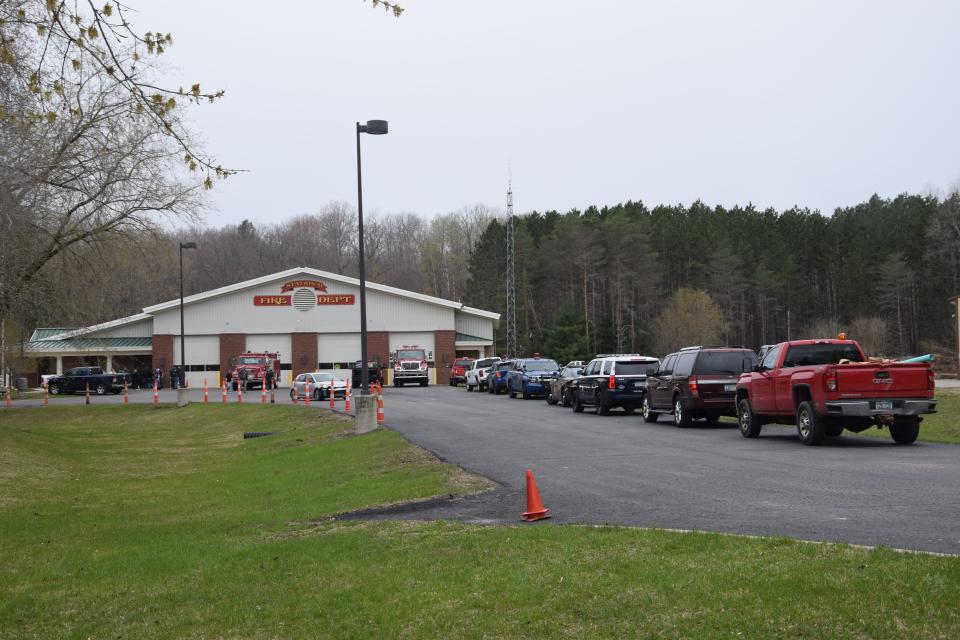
[179,241,197,395]
[356,119,388,395]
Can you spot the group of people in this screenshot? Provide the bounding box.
[128,367,185,390]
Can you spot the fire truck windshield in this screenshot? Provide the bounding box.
[239,357,267,365]
[396,350,425,360]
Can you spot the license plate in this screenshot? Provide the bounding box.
[875,400,894,411]
[634,381,644,388]
[724,384,736,392]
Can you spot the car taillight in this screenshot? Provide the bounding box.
[608,375,616,389]
[824,370,838,392]
[496,371,502,379]
[688,376,698,393]
[928,368,935,390]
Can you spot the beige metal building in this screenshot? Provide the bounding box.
[26,267,499,387]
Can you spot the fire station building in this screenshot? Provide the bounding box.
[25,267,500,387]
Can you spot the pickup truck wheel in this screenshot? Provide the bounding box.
[642,397,659,423]
[49,384,61,395]
[522,383,531,400]
[546,392,558,405]
[573,394,584,413]
[95,383,107,395]
[737,398,762,438]
[796,401,826,445]
[674,397,692,427]
[890,418,919,445]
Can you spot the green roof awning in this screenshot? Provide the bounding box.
[26,337,153,353]
[29,328,78,341]
[455,332,492,343]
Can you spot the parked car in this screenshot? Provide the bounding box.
[46,367,129,396]
[643,346,758,426]
[465,357,501,392]
[487,360,516,395]
[506,357,560,399]
[735,339,937,445]
[449,357,475,386]
[351,360,384,389]
[290,372,348,401]
[546,364,585,406]
[571,354,659,414]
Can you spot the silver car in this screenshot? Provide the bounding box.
[290,372,348,401]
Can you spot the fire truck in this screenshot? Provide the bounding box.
[391,346,431,387]
[230,352,281,390]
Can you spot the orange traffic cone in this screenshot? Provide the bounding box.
[203,378,209,403]
[221,382,227,404]
[376,394,385,423]
[521,469,551,522]
[270,386,276,404]
[123,380,129,404]
[261,385,266,404]
[153,381,159,404]
[43,383,49,407]
[329,386,335,409]
[344,383,351,412]
[4,385,11,407]
[304,382,311,406]
[85,382,90,405]
[237,383,243,403]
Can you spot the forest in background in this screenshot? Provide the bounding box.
[6,192,960,371]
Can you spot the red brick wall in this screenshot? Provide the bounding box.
[219,334,246,378]
[434,330,456,384]
[152,334,174,386]
[366,331,390,369]
[291,332,318,377]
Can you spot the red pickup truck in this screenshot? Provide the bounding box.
[736,339,937,445]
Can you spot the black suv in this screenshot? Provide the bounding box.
[570,354,660,415]
[643,346,758,427]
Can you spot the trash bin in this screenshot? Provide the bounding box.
[15,377,28,391]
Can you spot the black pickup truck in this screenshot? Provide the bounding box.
[46,367,129,395]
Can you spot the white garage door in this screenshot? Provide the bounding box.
[318,333,361,366]
[246,334,293,363]
[389,332,435,359]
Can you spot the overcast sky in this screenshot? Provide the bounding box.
[136,1,959,227]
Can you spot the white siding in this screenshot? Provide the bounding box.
[150,272,456,335]
[389,332,435,359]
[92,319,154,338]
[455,313,493,340]
[318,333,361,363]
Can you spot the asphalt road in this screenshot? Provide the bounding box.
[5,384,960,553]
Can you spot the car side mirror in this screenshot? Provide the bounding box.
[752,364,765,373]
[646,368,656,376]
[742,357,752,373]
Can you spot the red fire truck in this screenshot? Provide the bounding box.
[230,352,281,390]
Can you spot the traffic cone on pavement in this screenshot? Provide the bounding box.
[85,382,90,405]
[43,383,49,407]
[261,385,266,404]
[521,469,551,522]
[237,383,243,404]
[123,380,129,404]
[304,382,311,406]
[221,382,227,403]
[329,386,335,409]
[203,378,209,403]
[4,385,11,407]
[376,394,385,423]
[344,383,351,412]
[153,381,159,404]
[270,386,275,404]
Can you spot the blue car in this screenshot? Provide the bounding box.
[487,360,515,395]
[506,357,560,399]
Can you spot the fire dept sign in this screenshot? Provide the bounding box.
[253,295,291,306]
[253,280,355,306]
[280,279,327,293]
[317,294,355,305]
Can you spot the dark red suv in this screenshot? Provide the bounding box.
[642,346,758,427]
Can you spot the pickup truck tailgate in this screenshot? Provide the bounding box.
[835,363,931,396]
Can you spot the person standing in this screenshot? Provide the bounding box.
[265,367,274,391]
[154,367,163,389]
[169,366,178,390]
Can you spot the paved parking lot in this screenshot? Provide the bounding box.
[5,384,960,553]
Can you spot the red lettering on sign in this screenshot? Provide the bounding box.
[280,280,328,293]
[254,295,292,306]
[316,294,356,305]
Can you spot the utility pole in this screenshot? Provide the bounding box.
[506,174,517,358]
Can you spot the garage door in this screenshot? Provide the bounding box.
[246,334,293,363]
[389,332,435,359]
[318,333,361,368]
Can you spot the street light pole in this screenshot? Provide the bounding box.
[356,120,388,395]
[179,241,197,393]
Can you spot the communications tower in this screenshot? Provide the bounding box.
[506,177,517,358]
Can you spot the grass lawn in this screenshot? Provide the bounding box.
[2,405,959,639]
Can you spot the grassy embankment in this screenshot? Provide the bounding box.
[1,405,959,639]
